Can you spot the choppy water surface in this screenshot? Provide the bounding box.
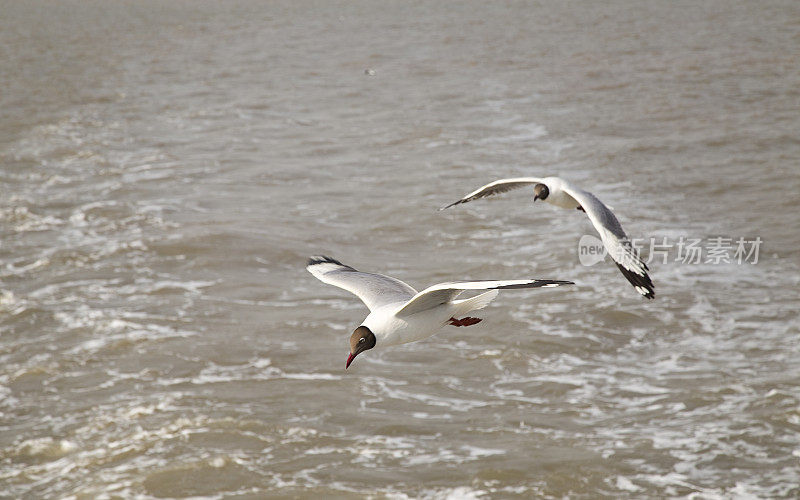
[2,1,800,497]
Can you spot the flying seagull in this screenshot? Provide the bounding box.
[306,256,574,368]
[441,176,654,299]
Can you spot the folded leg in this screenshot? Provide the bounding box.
[448,316,483,327]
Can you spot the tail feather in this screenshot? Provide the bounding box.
[452,290,499,316]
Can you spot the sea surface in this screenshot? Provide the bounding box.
[2,1,799,498]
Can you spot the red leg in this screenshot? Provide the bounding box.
[449,317,483,327]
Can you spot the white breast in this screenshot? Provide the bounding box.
[363,303,457,347]
[543,177,581,209]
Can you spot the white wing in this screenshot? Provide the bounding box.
[440,177,543,210]
[395,278,573,317]
[559,185,655,299]
[307,256,417,311]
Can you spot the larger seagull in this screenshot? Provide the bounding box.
[307,256,573,368]
[441,176,655,299]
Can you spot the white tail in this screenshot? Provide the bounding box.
[453,290,499,316]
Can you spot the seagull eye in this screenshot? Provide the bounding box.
[358,338,365,343]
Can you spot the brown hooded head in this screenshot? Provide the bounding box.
[533,183,549,202]
[346,326,376,369]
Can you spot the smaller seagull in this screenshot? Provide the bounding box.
[441,176,655,299]
[306,256,573,369]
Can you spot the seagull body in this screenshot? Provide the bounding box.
[441,176,655,299]
[306,256,573,368]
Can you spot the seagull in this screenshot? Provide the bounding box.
[441,176,655,299]
[306,256,574,368]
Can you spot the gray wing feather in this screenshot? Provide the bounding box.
[307,256,417,311]
[560,186,655,298]
[395,278,573,317]
[440,177,543,210]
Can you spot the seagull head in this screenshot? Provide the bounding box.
[346,326,376,369]
[533,183,549,202]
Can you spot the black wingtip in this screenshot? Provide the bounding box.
[307,255,344,267]
[307,255,359,272]
[438,200,462,211]
[495,279,575,289]
[614,262,655,299]
[538,279,575,286]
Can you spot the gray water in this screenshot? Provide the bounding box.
[2,1,800,498]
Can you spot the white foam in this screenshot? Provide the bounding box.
[615,476,641,492]
[15,437,77,458]
[429,486,487,500]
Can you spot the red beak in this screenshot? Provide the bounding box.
[346,352,356,369]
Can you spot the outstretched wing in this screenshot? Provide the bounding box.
[395,278,573,317]
[306,256,417,311]
[440,177,543,210]
[560,186,655,299]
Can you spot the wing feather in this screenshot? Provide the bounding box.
[306,256,417,311]
[440,177,543,210]
[395,278,573,317]
[559,185,655,299]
